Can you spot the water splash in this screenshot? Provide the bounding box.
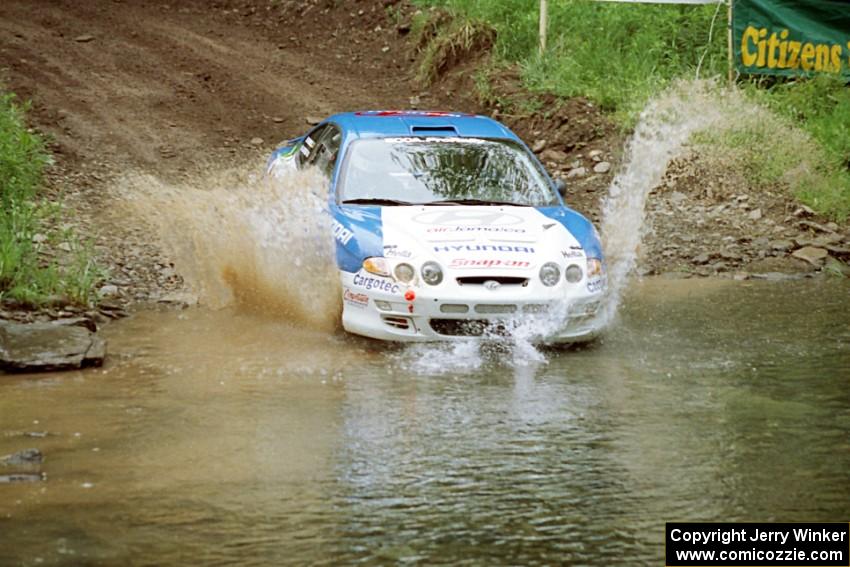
[118,164,341,331]
[600,80,735,318]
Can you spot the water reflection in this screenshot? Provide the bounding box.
[1,279,848,565]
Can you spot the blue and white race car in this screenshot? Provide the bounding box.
[267,110,607,344]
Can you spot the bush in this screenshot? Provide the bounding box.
[0,90,103,306]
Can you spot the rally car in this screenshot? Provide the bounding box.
[267,110,607,344]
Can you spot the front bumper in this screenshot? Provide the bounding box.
[340,271,607,344]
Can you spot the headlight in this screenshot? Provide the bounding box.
[394,263,415,283]
[539,262,561,287]
[362,257,390,277]
[565,264,583,283]
[587,258,604,278]
[421,261,443,285]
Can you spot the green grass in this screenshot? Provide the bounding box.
[412,0,850,221]
[413,0,726,118]
[0,90,104,306]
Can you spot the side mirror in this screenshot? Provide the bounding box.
[554,178,567,196]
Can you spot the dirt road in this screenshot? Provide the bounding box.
[0,0,459,312]
[0,0,431,173]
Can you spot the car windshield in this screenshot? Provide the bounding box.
[337,137,558,206]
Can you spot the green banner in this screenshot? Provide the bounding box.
[733,0,850,77]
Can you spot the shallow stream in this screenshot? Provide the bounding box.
[2,278,848,566]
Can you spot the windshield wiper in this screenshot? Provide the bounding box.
[419,198,531,207]
[341,198,413,206]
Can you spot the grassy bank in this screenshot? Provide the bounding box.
[0,90,102,306]
[411,0,850,221]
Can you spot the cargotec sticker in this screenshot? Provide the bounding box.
[587,277,607,293]
[353,273,401,294]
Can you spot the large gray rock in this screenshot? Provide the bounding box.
[0,448,43,466]
[0,321,106,372]
[791,246,829,266]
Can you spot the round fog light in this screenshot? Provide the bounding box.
[565,264,583,283]
[421,261,443,285]
[394,263,415,283]
[539,262,561,287]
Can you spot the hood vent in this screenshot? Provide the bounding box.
[410,125,458,136]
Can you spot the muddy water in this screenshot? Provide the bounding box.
[1,279,849,566]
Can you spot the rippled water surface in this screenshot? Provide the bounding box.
[1,279,849,566]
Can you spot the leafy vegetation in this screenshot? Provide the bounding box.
[0,90,103,306]
[411,0,850,220]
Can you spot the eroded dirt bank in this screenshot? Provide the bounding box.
[1,0,848,324]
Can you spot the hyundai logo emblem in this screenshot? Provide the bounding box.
[484,280,501,291]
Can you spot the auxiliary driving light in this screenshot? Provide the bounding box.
[421,261,443,285]
[363,257,390,277]
[394,263,416,283]
[539,262,561,287]
[565,264,583,283]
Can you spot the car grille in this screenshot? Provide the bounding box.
[456,276,529,286]
[474,304,517,314]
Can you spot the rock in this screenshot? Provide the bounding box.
[540,149,568,163]
[74,35,95,43]
[769,239,793,252]
[408,95,420,107]
[793,205,814,217]
[99,284,119,298]
[566,167,587,179]
[32,233,48,244]
[531,139,546,153]
[54,316,97,333]
[747,256,817,275]
[749,272,807,281]
[250,137,264,146]
[791,246,829,266]
[798,220,835,233]
[272,117,284,123]
[748,208,763,221]
[58,242,72,252]
[593,161,611,174]
[0,321,106,372]
[0,473,45,483]
[305,116,322,126]
[381,45,390,53]
[0,448,43,466]
[692,253,711,265]
[825,222,839,232]
[588,149,603,161]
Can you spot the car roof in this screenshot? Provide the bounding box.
[325,110,521,142]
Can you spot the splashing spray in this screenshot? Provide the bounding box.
[119,164,342,331]
[600,80,733,319]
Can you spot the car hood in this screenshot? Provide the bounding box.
[380,206,584,269]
